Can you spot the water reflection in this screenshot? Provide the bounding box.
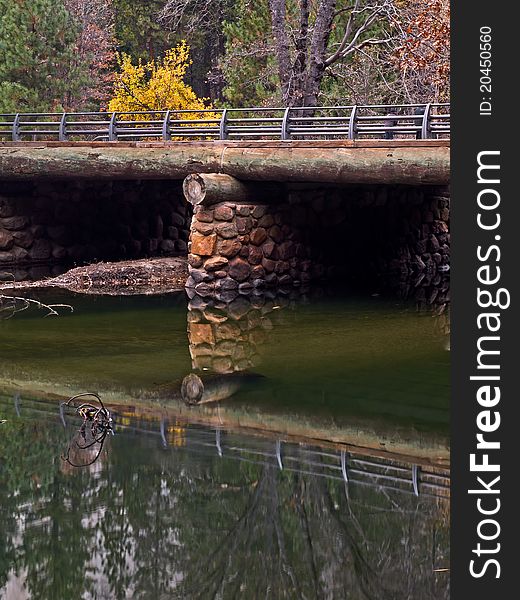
[0,395,449,599]
[60,393,114,468]
[185,286,450,402]
[1,278,451,597]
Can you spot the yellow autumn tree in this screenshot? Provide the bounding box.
[107,41,209,115]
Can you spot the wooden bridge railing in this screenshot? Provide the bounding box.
[0,103,450,142]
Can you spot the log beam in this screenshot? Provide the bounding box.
[183,173,283,206]
[0,141,450,185]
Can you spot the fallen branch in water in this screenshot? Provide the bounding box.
[0,294,73,318]
[60,392,113,468]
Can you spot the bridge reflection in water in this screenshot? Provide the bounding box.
[0,391,449,599]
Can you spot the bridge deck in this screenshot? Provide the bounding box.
[0,140,450,184]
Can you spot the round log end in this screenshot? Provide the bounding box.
[181,373,205,405]
[183,174,206,206]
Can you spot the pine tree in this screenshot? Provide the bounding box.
[112,0,173,62]
[0,0,80,112]
[221,0,279,106]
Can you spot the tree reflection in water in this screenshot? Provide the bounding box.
[0,403,449,600]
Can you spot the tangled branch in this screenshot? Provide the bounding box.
[60,392,113,467]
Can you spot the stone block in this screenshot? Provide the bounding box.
[214,321,241,340]
[171,212,185,227]
[202,307,228,324]
[52,245,68,260]
[205,256,229,271]
[194,282,215,297]
[191,233,216,256]
[236,205,251,216]
[0,229,14,250]
[238,282,254,295]
[215,277,238,291]
[277,241,295,260]
[216,222,238,239]
[212,357,234,374]
[0,216,28,231]
[269,225,284,243]
[250,227,268,246]
[174,240,187,252]
[194,208,214,223]
[227,296,253,320]
[228,257,251,282]
[150,215,163,238]
[251,206,266,219]
[194,221,214,235]
[10,246,29,262]
[188,253,203,268]
[261,258,276,273]
[189,323,215,345]
[160,239,177,254]
[219,239,241,258]
[13,230,33,249]
[248,246,263,265]
[250,265,265,280]
[236,217,253,234]
[258,214,274,228]
[214,205,234,221]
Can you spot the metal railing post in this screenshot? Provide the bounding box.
[59,113,67,141]
[281,107,291,140]
[108,112,118,141]
[421,103,432,139]
[340,450,349,483]
[348,105,357,140]
[219,109,228,140]
[160,418,168,448]
[412,464,420,496]
[216,428,223,457]
[162,110,171,141]
[12,114,21,141]
[275,440,283,469]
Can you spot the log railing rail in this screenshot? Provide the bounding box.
[0,103,450,142]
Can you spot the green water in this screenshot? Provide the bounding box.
[0,290,449,432]
[0,289,450,598]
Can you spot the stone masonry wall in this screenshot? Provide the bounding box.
[187,184,450,297]
[187,202,315,298]
[0,179,190,280]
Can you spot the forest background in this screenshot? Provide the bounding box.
[0,0,449,114]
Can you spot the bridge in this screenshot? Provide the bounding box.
[0,104,450,292]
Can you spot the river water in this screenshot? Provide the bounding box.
[0,288,450,599]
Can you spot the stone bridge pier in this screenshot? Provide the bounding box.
[183,173,450,298]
